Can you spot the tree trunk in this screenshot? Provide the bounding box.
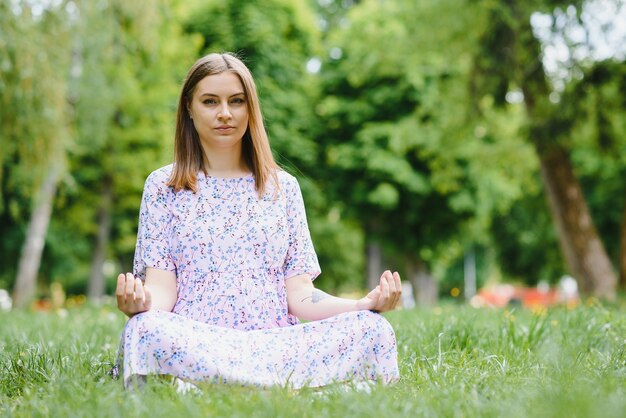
[512,9,617,300]
[464,246,477,300]
[366,241,383,290]
[538,147,617,299]
[406,257,438,306]
[88,176,113,302]
[618,203,626,290]
[12,163,61,308]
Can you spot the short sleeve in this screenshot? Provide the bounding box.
[133,170,177,280]
[282,175,321,281]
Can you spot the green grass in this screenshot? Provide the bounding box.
[1,301,625,418]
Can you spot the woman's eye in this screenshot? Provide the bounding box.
[231,98,245,104]
[203,99,217,105]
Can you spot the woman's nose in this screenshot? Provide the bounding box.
[218,104,232,119]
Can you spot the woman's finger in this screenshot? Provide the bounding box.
[393,271,401,289]
[380,274,390,308]
[386,271,398,295]
[134,278,145,308]
[392,271,402,307]
[143,284,152,311]
[125,272,135,300]
[115,273,126,306]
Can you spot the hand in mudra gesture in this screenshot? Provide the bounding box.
[116,272,152,317]
[356,270,402,313]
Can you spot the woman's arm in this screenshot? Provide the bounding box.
[116,267,177,318]
[285,270,402,321]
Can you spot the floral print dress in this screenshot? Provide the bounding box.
[120,165,399,388]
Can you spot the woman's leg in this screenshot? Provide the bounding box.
[121,310,398,390]
[248,310,399,389]
[122,310,250,386]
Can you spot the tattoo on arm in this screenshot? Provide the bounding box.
[301,290,331,304]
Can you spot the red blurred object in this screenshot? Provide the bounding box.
[519,288,559,308]
[471,279,579,309]
[32,299,53,311]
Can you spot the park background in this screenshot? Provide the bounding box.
[1,1,626,417]
[2,0,625,307]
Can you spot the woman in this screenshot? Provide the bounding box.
[115,52,402,390]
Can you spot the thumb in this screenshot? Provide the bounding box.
[359,287,382,311]
[367,286,381,300]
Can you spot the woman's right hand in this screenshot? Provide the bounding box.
[116,272,152,317]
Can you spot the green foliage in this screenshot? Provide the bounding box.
[0,0,200,293]
[0,2,72,208]
[438,245,494,296]
[1,0,625,296]
[300,177,366,291]
[567,60,626,263]
[318,0,537,276]
[55,0,200,289]
[490,190,565,284]
[455,0,626,287]
[0,2,74,292]
[490,59,626,283]
[1,303,625,417]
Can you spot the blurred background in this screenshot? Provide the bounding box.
[1,0,625,310]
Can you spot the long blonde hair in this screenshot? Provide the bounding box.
[168,53,278,196]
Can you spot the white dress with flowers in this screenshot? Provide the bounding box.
[120,164,399,388]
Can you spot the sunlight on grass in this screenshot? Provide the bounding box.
[1,303,624,417]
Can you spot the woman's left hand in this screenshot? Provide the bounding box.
[356,270,402,313]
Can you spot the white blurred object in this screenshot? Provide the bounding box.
[558,275,578,300]
[401,281,416,309]
[464,247,477,300]
[0,289,12,311]
[173,377,200,394]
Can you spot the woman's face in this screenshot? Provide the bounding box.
[188,72,249,151]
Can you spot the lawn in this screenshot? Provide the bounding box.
[1,300,624,417]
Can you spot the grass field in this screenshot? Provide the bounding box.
[1,300,625,418]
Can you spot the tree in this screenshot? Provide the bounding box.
[0,0,199,303]
[0,2,73,307]
[471,0,620,298]
[63,0,199,300]
[318,0,536,303]
[563,60,626,290]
